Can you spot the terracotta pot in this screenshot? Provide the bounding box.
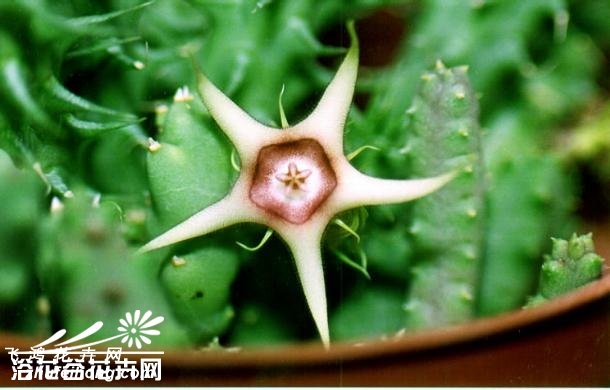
[1,225,609,386]
[156,272,610,386]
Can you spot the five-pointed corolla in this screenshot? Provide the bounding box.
[141,23,455,348]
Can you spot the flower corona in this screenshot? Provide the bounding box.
[250,138,337,224]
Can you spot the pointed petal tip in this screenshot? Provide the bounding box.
[298,20,359,141]
[342,20,359,73]
[316,316,330,350]
[282,229,331,350]
[321,331,330,350]
[440,169,460,186]
[137,226,192,255]
[195,70,213,100]
[439,169,459,182]
[346,19,359,53]
[137,244,152,255]
[137,239,164,255]
[416,169,459,197]
[338,168,460,210]
[137,221,200,254]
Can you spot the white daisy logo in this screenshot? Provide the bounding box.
[117,310,164,349]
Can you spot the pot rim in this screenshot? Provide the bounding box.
[165,269,610,367]
[3,269,608,368]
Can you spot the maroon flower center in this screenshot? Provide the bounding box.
[249,138,337,224]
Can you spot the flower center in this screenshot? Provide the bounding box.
[275,162,312,194]
[249,138,337,224]
[276,162,312,191]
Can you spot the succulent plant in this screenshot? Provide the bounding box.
[527,233,604,306]
[141,23,454,347]
[37,190,191,347]
[402,61,484,329]
[0,0,608,350]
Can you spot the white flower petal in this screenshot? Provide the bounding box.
[334,166,456,211]
[196,71,274,159]
[133,310,141,326]
[140,315,164,329]
[138,310,152,327]
[125,312,133,326]
[139,335,152,345]
[298,21,358,151]
[280,223,330,349]
[140,189,260,252]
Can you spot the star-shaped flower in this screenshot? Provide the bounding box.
[141,23,454,348]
